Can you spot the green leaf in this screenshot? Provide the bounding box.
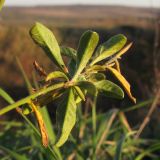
[0,0,5,11]
[46,71,69,81]
[68,59,77,77]
[60,46,77,60]
[114,132,136,160]
[85,65,106,74]
[0,88,14,104]
[0,88,61,159]
[90,34,127,66]
[87,73,105,82]
[0,83,64,116]
[73,86,85,101]
[76,81,97,96]
[30,22,67,72]
[55,88,77,147]
[73,30,99,80]
[0,146,28,160]
[95,80,124,99]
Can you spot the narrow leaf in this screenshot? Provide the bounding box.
[107,67,136,103]
[0,146,28,160]
[0,88,14,104]
[73,30,99,80]
[56,88,77,147]
[106,42,133,65]
[90,34,127,65]
[30,22,67,72]
[73,86,85,101]
[46,71,69,81]
[114,132,136,160]
[30,101,48,147]
[0,83,64,116]
[95,80,124,99]
[60,46,77,60]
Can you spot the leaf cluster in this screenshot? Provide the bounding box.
[0,22,136,147]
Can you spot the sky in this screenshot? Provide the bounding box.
[5,0,160,8]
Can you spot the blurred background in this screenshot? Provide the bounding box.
[0,0,160,129]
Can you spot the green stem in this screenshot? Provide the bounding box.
[0,83,64,115]
[92,95,97,160]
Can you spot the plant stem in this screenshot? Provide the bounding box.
[0,83,64,115]
[91,95,97,160]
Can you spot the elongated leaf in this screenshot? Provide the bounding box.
[86,65,106,73]
[87,73,105,82]
[60,46,77,60]
[55,88,77,147]
[114,132,136,160]
[73,30,99,80]
[0,0,5,11]
[76,81,97,96]
[106,43,133,65]
[46,71,69,81]
[0,88,61,159]
[0,83,64,116]
[68,59,77,77]
[107,67,136,103]
[0,146,28,160]
[90,34,127,66]
[30,22,67,72]
[0,88,14,104]
[73,86,85,101]
[30,101,48,147]
[95,80,124,99]
[135,143,160,160]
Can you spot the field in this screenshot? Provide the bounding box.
[0,5,160,159]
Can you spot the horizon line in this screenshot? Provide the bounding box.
[4,3,160,9]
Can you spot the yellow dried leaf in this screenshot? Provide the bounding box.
[115,60,121,73]
[106,43,133,65]
[107,67,136,103]
[30,101,48,147]
[116,42,133,59]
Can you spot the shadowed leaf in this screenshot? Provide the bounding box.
[88,73,106,82]
[76,80,97,96]
[95,80,124,99]
[60,46,77,60]
[55,88,77,147]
